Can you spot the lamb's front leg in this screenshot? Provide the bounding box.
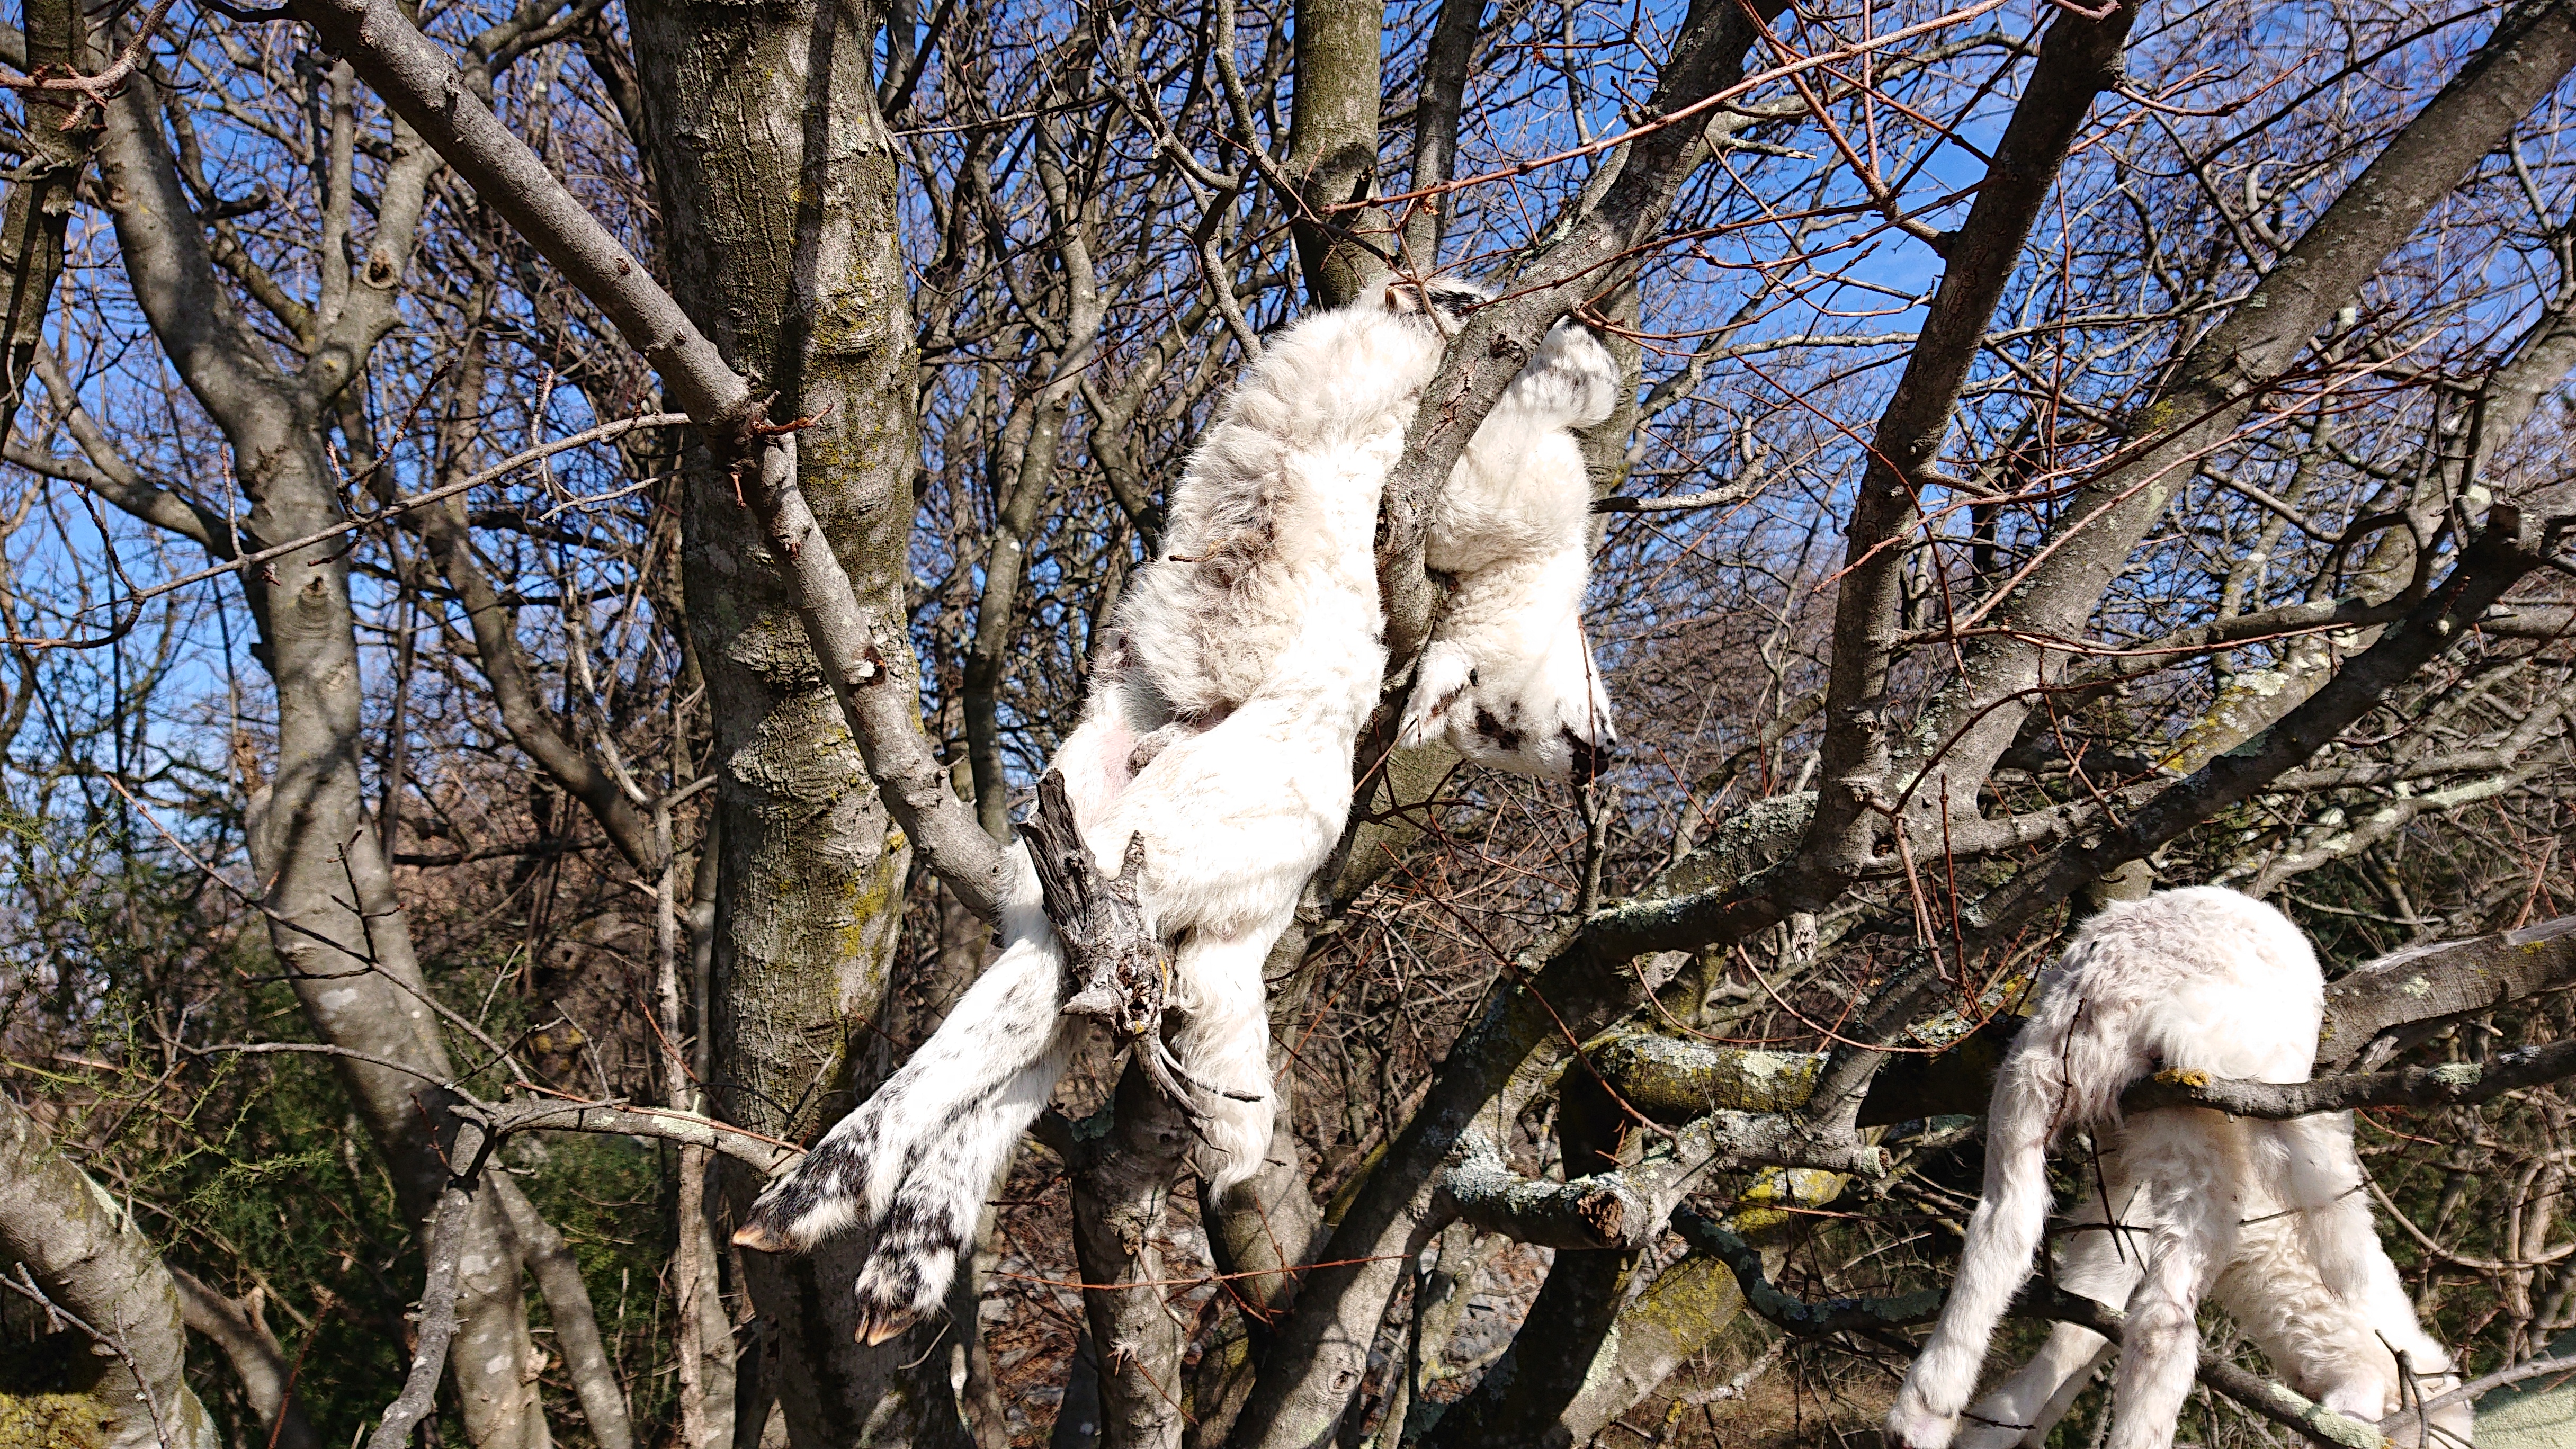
[735,926,1079,1341]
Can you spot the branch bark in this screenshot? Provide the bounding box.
[1436,1120,1883,1251]
[2322,913,2576,1068]
[0,0,98,452]
[0,1095,217,1449]
[2123,1035,2576,1119]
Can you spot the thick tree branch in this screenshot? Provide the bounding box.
[0,0,99,453]
[0,1095,217,1449]
[2320,913,2576,1069]
[1804,0,2136,881]
[1283,0,1387,307]
[1060,1065,1195,1449]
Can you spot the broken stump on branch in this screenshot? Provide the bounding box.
[1019,769,1168,1042]
[1018,769,1260,1120]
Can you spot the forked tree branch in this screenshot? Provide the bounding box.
[1803,0,2136,882]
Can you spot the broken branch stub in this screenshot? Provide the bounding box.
[1018,770,1167,1040]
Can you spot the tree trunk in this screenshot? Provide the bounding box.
[1285,0,1387,307]
[622,0,963,1438]
[0,0,97,449]
[1067,1065,1196,1449]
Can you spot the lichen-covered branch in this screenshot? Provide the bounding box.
[1438,1118,1885,1252]
[2319,913,2576,1069]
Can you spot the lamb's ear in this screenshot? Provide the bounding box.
[1398,642,1475,749]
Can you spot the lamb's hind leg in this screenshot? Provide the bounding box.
[736,924,1079,1341]
[1165,924,1284,1193]
[2104,1183,2232,1449]
[1952,1202,2139,1448]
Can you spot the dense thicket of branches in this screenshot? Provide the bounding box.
[0,0,2573,1445]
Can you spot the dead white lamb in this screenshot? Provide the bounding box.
[1885,885,2467,1449]
[732,278,1623,1341]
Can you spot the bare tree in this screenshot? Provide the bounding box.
[3,0,2575,1446]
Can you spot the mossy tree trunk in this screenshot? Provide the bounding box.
[624,0,965,1440]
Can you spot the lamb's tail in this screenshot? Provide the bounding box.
[1887,971,2132,1448]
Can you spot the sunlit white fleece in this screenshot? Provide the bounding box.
[1887,887,2465,1449]
[734,278,1624,1340]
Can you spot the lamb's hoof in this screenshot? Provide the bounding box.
[855,1308,920,1346]
[731,1221,792,1253]
[1882,1397,1960,1449]
[849,1208,967,1347]
[732,1117,878,1254]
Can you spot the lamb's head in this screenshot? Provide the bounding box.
[1379,275,1493,333]
[1399,617,1616,781]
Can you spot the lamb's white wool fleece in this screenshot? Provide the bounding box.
[733,278,1624,1342]
[1888,887,2467,1449]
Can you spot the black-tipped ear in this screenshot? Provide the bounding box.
[1423,281,1484,318]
